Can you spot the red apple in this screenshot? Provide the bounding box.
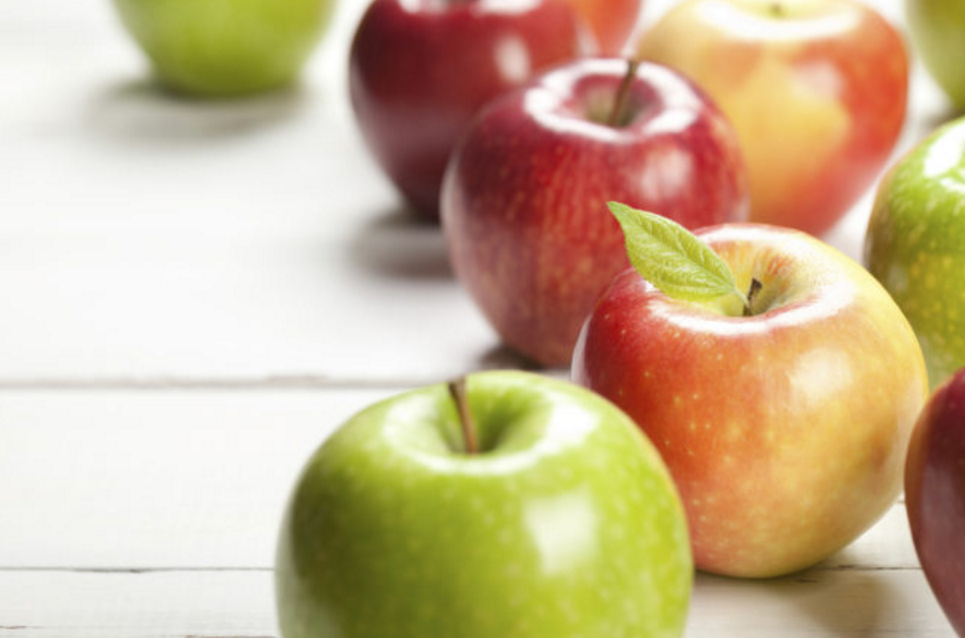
[906,368,965,636]
[442,58,749,367]
[349,0,589,218]
[637,0,908,236]
[573,222,928,577]
[562,0,643,54]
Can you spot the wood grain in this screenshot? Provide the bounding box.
[0,390,923,570]
[0,568,953,637]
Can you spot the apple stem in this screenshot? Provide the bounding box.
[448,377,479,455]
[743,278,763,317]
[769,2,785,17]
[607,58,641,128]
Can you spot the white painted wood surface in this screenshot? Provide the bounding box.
[0,0,960,635]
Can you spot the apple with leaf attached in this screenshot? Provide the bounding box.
[573,204,928,577]
[276,371,693,637]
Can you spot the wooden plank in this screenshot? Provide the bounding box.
[689,569,954,638]
[0,567,954,637]
[0,390,924,570]
[0,389,392,569]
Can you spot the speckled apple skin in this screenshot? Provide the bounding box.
[907,0,965,110]
[349,0,586,218]
[443,59,748,367]
[276,371,692,638]
[906,369,965,638]
[638,0,907,236]
[573,224,928,578]
[866,117,965,391]
[113,0,334,96]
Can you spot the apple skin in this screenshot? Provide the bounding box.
[275,371,692,638]
[572,224,928,578]
[562,0,643,54]
[907,0,965,110]
[905,368,965,637]
[112,0,335,97]
[442,58,749,368]
[866,116,965,391]
[637,0,908,236]
[349,0,588,219]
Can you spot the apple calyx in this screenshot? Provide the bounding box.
[609,201,763,316]
[607,58,641,127]
[768,2,785,18]
[447,377,479,455]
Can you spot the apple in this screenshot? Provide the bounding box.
[442,58,749,368]
[637,0,908,236]
[905,367,965,637]
[907,0,965,110]
[275,371,693,638]
[572,209,928,578]
[562,0,644,54]
[112,0,335,96]
[866,116,965,390]
[349,0,588,219]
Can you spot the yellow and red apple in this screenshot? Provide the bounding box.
[573,220,928,577]
[562,0,644,54]
[637,0,908,236]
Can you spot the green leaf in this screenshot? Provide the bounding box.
[608,202,745,305]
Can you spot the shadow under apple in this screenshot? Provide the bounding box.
[81,77,310,146]
[347,206,452,281]
[690,567,903,637]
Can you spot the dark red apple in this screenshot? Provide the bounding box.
[442,58,749,367]
[906,368,965,637]
[349,0,589,218]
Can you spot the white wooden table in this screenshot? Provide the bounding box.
[1,0,958,635]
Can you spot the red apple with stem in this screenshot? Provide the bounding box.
[637,0,908,236]
[572,205,928,577]
[906,368,965,637]
[349,0,589,219]
[442,58,748,367]
[562,0,644,54]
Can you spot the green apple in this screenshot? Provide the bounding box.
[112,0,335,97]
[866,115,965,390]
[907,0,965,109]
[275,371,692,638]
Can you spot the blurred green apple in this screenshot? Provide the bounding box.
[275,371,692,638]
[866,116,965,389]
[907,0,965,110]
[113,0,335,96]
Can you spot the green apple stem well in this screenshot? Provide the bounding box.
[448,377,479,455]
[608,201,762,315]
